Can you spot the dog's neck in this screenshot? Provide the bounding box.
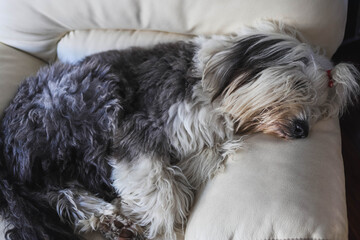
[166,82,235,159]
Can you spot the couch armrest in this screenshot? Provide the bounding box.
[0,43,46,115]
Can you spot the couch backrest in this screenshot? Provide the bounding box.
[0,0,348,62]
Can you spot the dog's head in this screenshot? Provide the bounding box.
[200,21,359,139]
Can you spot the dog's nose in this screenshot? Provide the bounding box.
[292,120,309,139]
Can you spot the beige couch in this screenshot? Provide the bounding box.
[0,0,349,239]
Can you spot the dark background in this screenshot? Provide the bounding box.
[332,0,360,239]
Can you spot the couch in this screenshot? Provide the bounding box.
[0,0,349,239]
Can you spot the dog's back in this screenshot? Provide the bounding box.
[81,42,201,159]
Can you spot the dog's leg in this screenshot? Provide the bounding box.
[110,154,194,240]
[47,187,143,239]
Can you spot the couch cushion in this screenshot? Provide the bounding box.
[185,118,348,240]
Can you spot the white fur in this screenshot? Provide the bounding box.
[165,83,244,188]
[110,155,193,240]
[166,83,234,156]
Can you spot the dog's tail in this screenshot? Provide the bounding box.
[0,142,78,240]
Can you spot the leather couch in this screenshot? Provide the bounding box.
[0,0,349,239]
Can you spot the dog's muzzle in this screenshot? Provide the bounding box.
[291,119,309,139]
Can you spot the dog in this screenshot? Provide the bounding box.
[0,21,358,240]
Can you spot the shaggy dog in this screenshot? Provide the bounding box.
[0,21,358,240]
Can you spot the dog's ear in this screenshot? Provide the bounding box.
[331,63,360,114]
[202,35,293,101]
[201,43,245,101]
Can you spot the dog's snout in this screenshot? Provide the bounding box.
[292,120,309,139]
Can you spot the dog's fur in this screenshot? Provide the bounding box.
[0,21,359,240]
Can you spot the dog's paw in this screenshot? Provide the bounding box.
[98,214,144,240]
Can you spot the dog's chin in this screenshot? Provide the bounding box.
[261,129,292,140]
[277,132,301,140]
[236,127,294,140]
[259,130,300,140]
